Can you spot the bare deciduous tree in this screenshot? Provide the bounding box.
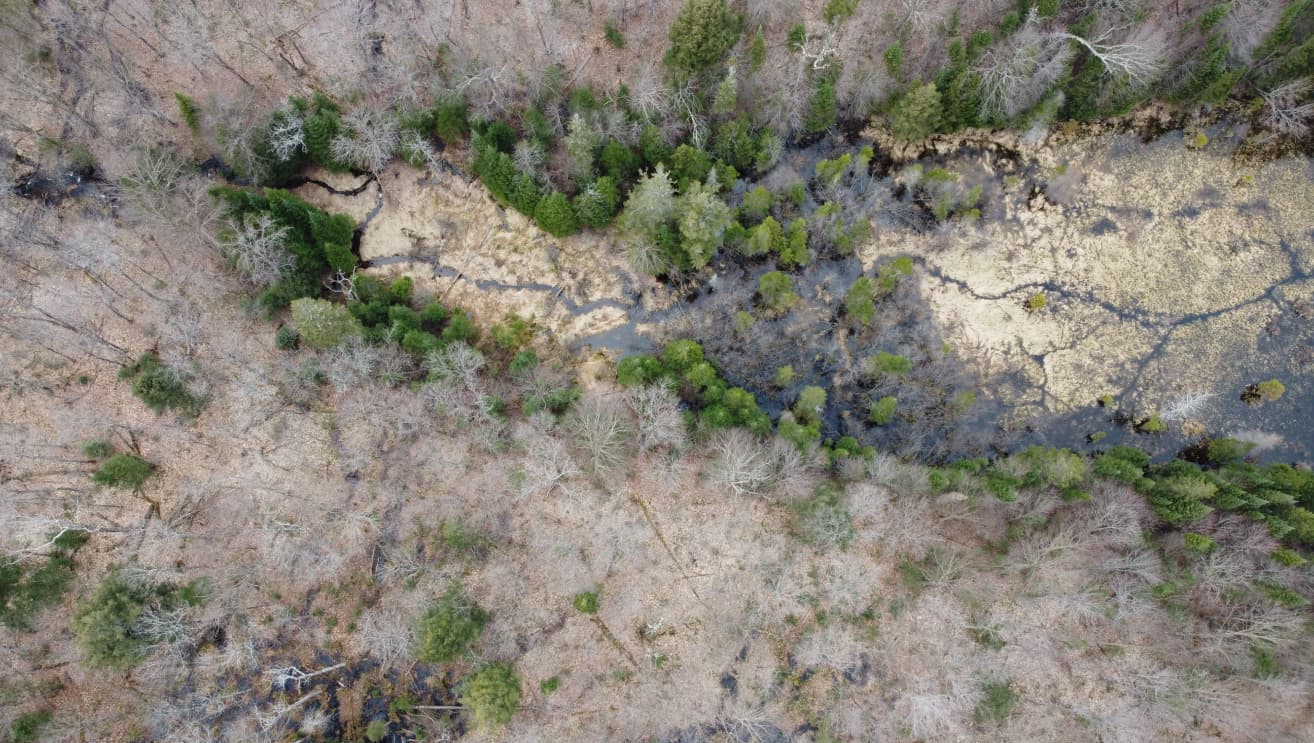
[118,148,188,224]
[710,429,774,497]
[521,433,581,497]
[1053,26,1163,87]
[1260,78,1314,137]
[568,392,631,472]
[223,213,292,288]
[266,107,305,162]
[625,384,686,452]
[331,108,400,173]
[977,25,1073,121]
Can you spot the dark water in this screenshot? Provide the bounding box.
[351,128,1313,465]
[559,131,1314,465]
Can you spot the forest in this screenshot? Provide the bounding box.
[3,1,1314,741]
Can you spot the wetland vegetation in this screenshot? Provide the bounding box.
[3,1,1314,741]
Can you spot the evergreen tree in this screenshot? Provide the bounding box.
[665,0,742,79]
[534,192,579,237]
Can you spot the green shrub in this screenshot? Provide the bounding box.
[805,79,837,134]
[883,42,904,78]
[540,676,561,694]
[1272,548,1306,567]
[757,271,797,314]
[773,365,795,387]
[489,314,532,353]
[365,719,389,742]
[845,277,876,325]
[1207,438,1257,464]
[275,325,300,350]
[1248,379,1286,403]
[74,569,182,668]
[1253,644,1280,677]
[461,663,522,729]
[572,590,600,614]
[434,96,469,142]
[472,143,517,205]
[778,218,809,269]
[522,385,582,416]
[10,710,54,743]
[509,350,540,377]
[870,352,912,376]
[869,396,898,425]
[417,585,488,663]
[440,520,486,556]
[303,106,345,171]
[733,310,755,335]
[670,144,712,190]
[740,186,772,224]
[1019,446,1087,490]
[1093,446,1150,485]
[1183,532,1217,554]
[677,182,733,270]
[748,28,767,71]
[1137,413,1167,433]
[604,20,625,48]
[1146,461,1216,525]
[663,339,705,372]
[508,172,542,216]
[616,355,666,387]
[742,215,782,258]
[174,93,200,133]
[600,140,639,182]
[290,297,363,349]
[823,0,858,25]
[82,439,114,458]
[794,385,827,424]
[119,352,205,416]
[975,680,1017,724]
[92,455,154,491]
[1,532,85,632]
[638,124,673,168]
[665,0,742,78]
[985,468,1022,502]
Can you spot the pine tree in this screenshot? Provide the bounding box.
[534,192,578,237]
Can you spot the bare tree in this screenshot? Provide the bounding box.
[118,148,188,224]
[266,106,305,162]
[400,130,440,171]
[977,24,1073,121]
[628,64,671,122]
[710,429,774,498]
[425,342,485,393]
[1158,390,1216,424]
[1260,78,1314,137]
[330,108,399,173]
[521,433,581,497]
[1203,603,1304,668]
[1222,0,1284,65]
[625,384,687,452]
[223,213,293,288]
[1052,25,1163,87]
[568,392,631,472]
[206,92,273,182]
